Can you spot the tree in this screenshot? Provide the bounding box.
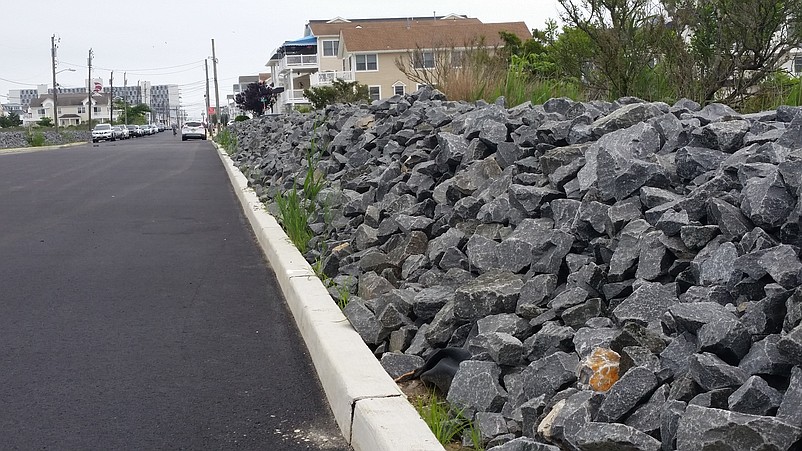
[302,79,370,110]
[557,0,670,99]
[0,112,22,128]
[661,0,802,106]
[235,82,282,116]
[112,100,152,124]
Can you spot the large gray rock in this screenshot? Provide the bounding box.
[727,375,783,416]
[676,404,802,451]
[595,366,659,423]
[454,271,523,321]
[446,360,508,416]
[612,281,678,327]
[688,352,747,391]
[778,323,802,365]
[777,366,802,427]
[574,422,661,451]
[521,351,580,401]
[590,102,666,136]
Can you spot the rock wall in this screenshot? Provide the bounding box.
[0,130,90,149]
[228,88,802,450]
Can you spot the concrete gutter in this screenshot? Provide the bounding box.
[214,144,444,451]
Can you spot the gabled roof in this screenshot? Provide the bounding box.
[339,21,531,53]
[307,15,479,37]
[29,93,110,107]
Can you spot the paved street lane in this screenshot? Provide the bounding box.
[0,134,349,450]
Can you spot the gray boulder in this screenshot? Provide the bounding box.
[676,404,802,451]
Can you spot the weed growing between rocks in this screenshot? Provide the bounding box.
[26,130,46,147]
[414,390,483,450]
[214,128,238,154]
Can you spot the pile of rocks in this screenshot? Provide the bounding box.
[228,88,802,451]
[0,129,89,149]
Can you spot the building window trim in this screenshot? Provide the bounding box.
[368,85,381,101]
[392,82,406,96]
[322,39,339,58]
[413,50,436,69]
[355,53,378,72]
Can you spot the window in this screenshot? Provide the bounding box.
[369,86,381,101]
[393,83,405,96]
[355,54,378,71]
[78,106,86,114]
[416,84,429,91]
[93,106,101,113]
[795,56,802,74]
[451,51,464,68]
[413,51,435,69]
[322,40,339,57]
[37,108,46,115]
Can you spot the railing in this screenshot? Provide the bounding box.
[310,71,356,86]
[278,90,310,104]
[279,54,318,72]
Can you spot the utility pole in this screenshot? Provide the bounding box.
[109,71,114,124]
[123,72,128,125]
[211,39,221,134]
[51,35,59,131]
[204,59,211,128]
[87,48,93,126]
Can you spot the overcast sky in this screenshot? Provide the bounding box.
[1,0,562,117]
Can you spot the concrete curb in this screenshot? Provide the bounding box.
[0,141,86,155]
[213,144,444,451]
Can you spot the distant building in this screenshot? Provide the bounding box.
[7,82,180,126]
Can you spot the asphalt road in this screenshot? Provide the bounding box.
[0,133,349,450]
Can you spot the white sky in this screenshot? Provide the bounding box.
[0,0,562,117]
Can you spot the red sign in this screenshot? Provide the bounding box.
[93,81,103,93]
[208,107,216,116]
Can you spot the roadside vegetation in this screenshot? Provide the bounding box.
[395,0,802,112]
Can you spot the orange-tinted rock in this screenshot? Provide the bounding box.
[578,347,621,392]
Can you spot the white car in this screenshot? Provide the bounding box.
[92,123,115,142]
[181,121,207,141]
[112,125,129,140]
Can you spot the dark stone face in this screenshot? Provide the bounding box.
[230,93,802,448]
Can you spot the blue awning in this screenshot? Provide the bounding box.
[283,35,316,46]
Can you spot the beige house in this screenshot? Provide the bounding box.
[266,15,531,111]
[25,93,113,126]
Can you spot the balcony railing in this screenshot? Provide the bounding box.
[278,90,310,105]
[310,71,356,86]
[278,54,318,72]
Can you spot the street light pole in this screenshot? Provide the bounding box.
[51,35,59,131]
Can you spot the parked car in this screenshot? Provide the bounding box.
[144,124,156,135]
[125,124,140,137]
[112,125,129,140]
[181,120,207,141]
[92,123,115,142]
[157,123,166,132]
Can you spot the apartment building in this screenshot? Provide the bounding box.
[265,14,531,111]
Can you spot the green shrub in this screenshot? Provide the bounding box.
[234,115,250,122]
[303,79,370,110]
[37,117,53,127]
[26,130,46,147]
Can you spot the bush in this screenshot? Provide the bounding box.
[37,117,53,127]
[26,130,46,147]
[303,79,370,110]
[234,115,250,122]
